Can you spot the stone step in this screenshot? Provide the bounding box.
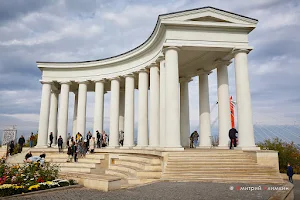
[167,157,254,161]
[60,167,92,173]
[47,158,101,164]
[60,172,121,191]
[167,155,252,159]
[119,155,161,165]
[136,171,161,179]
[46,153,104,159]
[105,169,131,178]
[167,160,255,164]
[162,173,280,178]
[115,160,162,171]
[55,162,96,168]
[166,163,259,167]
[110,165,139,175]
[164,168,277,173]
[162,177,284,184]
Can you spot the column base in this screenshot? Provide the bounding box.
[119,146,134,149]
[133,146,148,150]
[158,147,184,151]
[235,146,261,150]
[34,145,48,148]
[196,146,212,149]
[145,146,159,150]
[106,146,120,149]
[216,146,230,149]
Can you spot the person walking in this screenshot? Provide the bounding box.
[229,127,238,149]
[67,145,73,162]
[29,132,34,148]
[287,163,294,183]
[49,132,54,147]
[18,135,25,153]
[86,131,92,151]
[57,136,63,153]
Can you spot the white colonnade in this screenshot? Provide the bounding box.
[36,49,256,150]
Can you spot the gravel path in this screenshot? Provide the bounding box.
[12,181,286,200]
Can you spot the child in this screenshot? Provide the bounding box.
[287,163,294,184]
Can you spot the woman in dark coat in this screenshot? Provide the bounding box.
[9,141,14,156]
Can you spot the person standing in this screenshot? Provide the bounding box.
[49,132,54,147]
[287,163,294,184]
[119,131,124,147]
[73,142,78,162]
[89,137,96,153]
[96,130,101,148]
[9,141,14,156]
[29,132,34,148]
[229,127,238,149]
[86,131,92,151]
[18,135,25,153]
[57,136,63,153]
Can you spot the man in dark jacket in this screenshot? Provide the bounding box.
[18,135,25,153]
[49,132,54,147]
[57,136,63,153]
[96,130,101,148]
[229,128,238,149]
[287,163,294,183]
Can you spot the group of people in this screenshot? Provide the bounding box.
[23,151,46,165]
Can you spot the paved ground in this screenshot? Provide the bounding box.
[12,181,284,200]
[294,180,299,199]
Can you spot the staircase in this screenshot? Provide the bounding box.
[105,154,162,188]
[162,150,284,184]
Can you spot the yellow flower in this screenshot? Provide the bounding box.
[28,184,40,191]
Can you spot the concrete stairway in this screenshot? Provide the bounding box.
[162,150,284,184]
[105,154,162,188]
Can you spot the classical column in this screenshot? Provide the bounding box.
[164,47,181,148]
[93,80,105,137]
[199,72,212,148]
[48,90,59,145]
[180,77,192,147]
[119,88,125,132]
[158,57,166,148]
[109,77,120,147]
[72,91,78,137]
[217,61,231,148]
[149,63,160,147]
[234,49,256,149]
[137,69,149,147]
[76,81,88,136]
[37,81,52,147]
[123,74,135,147]
[57,82,71,147]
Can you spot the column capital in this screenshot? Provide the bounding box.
[162,46,180,54]
[93,79,106,83]
[179,77,193,83]
[232,48,250,55]
[137,68,149,74]
[196,69,212,76]
[148,62,159,69]
[59,81,72,85]
[156,53,165,63]
[215,59,232,68]
[124,73,135,78]
[110,76,121,81]
[40,80,53,84]
[77,80,89,84]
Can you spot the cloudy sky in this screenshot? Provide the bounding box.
[0,0,299,142]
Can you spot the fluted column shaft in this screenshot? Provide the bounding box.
[199,73,212,147]
[137,69,149,147]
[164,47,181,148]
[217,63,231,147]
[93,80,105,137]
[57,82,70,147]
[109,78,120,147]
[48,90,59,145]
[37,81,52,147]
[234,50,255,148]
[159,59,166,147]
[77,81,88,136]
[123,74,135,147]
[180,78,191,147]
[119,89,125,132]
[72,92,78,137]
[149,63,160,147]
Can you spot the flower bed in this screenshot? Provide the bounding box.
[0,159,76,197]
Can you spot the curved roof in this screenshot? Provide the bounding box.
[36,6,258,65]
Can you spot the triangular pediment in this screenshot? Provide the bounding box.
[159,7,258,25]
